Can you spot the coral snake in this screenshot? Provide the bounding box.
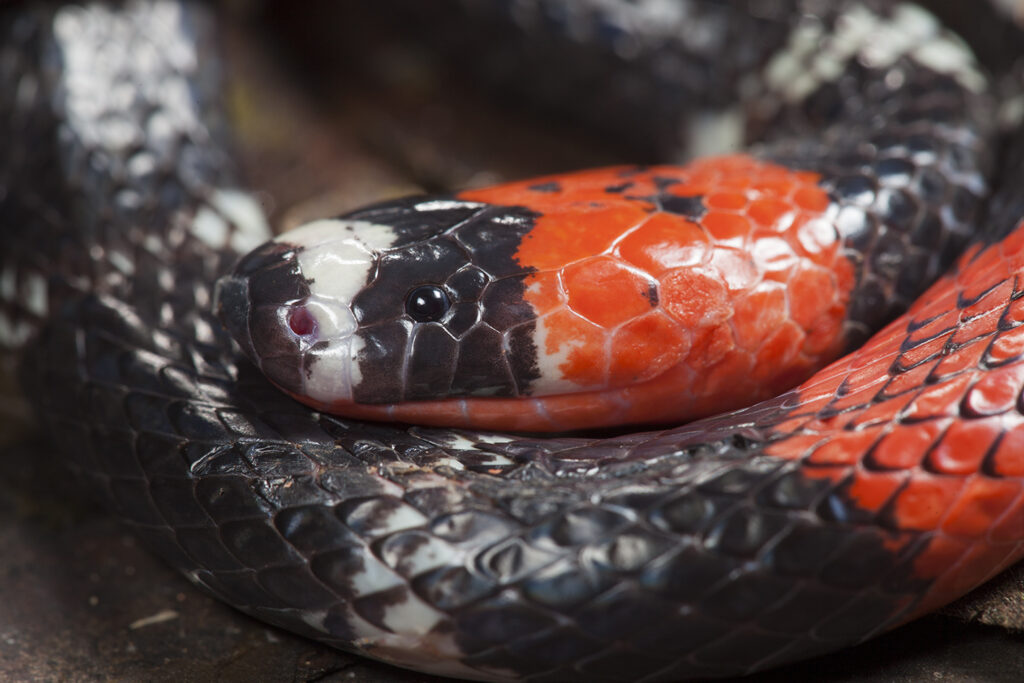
[2,0,1023,680]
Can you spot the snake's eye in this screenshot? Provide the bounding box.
[405,285,451,322]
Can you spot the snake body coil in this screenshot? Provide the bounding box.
[2,1,1024,681]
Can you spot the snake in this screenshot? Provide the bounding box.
[2,0,1024,680]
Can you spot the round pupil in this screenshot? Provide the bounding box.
[406,285,450,322]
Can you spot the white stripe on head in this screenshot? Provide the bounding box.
[279,218,400,402]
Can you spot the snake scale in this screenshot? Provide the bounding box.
[2,1,1024,680]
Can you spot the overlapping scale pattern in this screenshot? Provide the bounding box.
[460,157,852,430]
[3,0,1024,681]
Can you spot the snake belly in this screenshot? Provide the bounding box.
[2,1,1024,682]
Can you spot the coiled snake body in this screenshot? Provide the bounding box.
[2,1,1024,680]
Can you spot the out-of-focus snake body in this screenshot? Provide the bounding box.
[2,1,1024,680]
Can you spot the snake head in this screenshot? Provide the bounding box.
[214,196,542,417]
[217,161,859,431]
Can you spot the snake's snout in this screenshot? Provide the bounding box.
[216,219,388,408]
[215,238,329,398]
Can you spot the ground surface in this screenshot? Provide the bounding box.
[2,4,1023,681]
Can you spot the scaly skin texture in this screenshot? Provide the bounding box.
[223,1,999,434]
[430,159,847,430]
[765,220,1024,620]
[264,158,852,432]
[3,1,1024,681]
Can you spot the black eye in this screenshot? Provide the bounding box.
[405,285,451,322]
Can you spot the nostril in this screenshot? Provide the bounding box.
[288,306,317,338]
